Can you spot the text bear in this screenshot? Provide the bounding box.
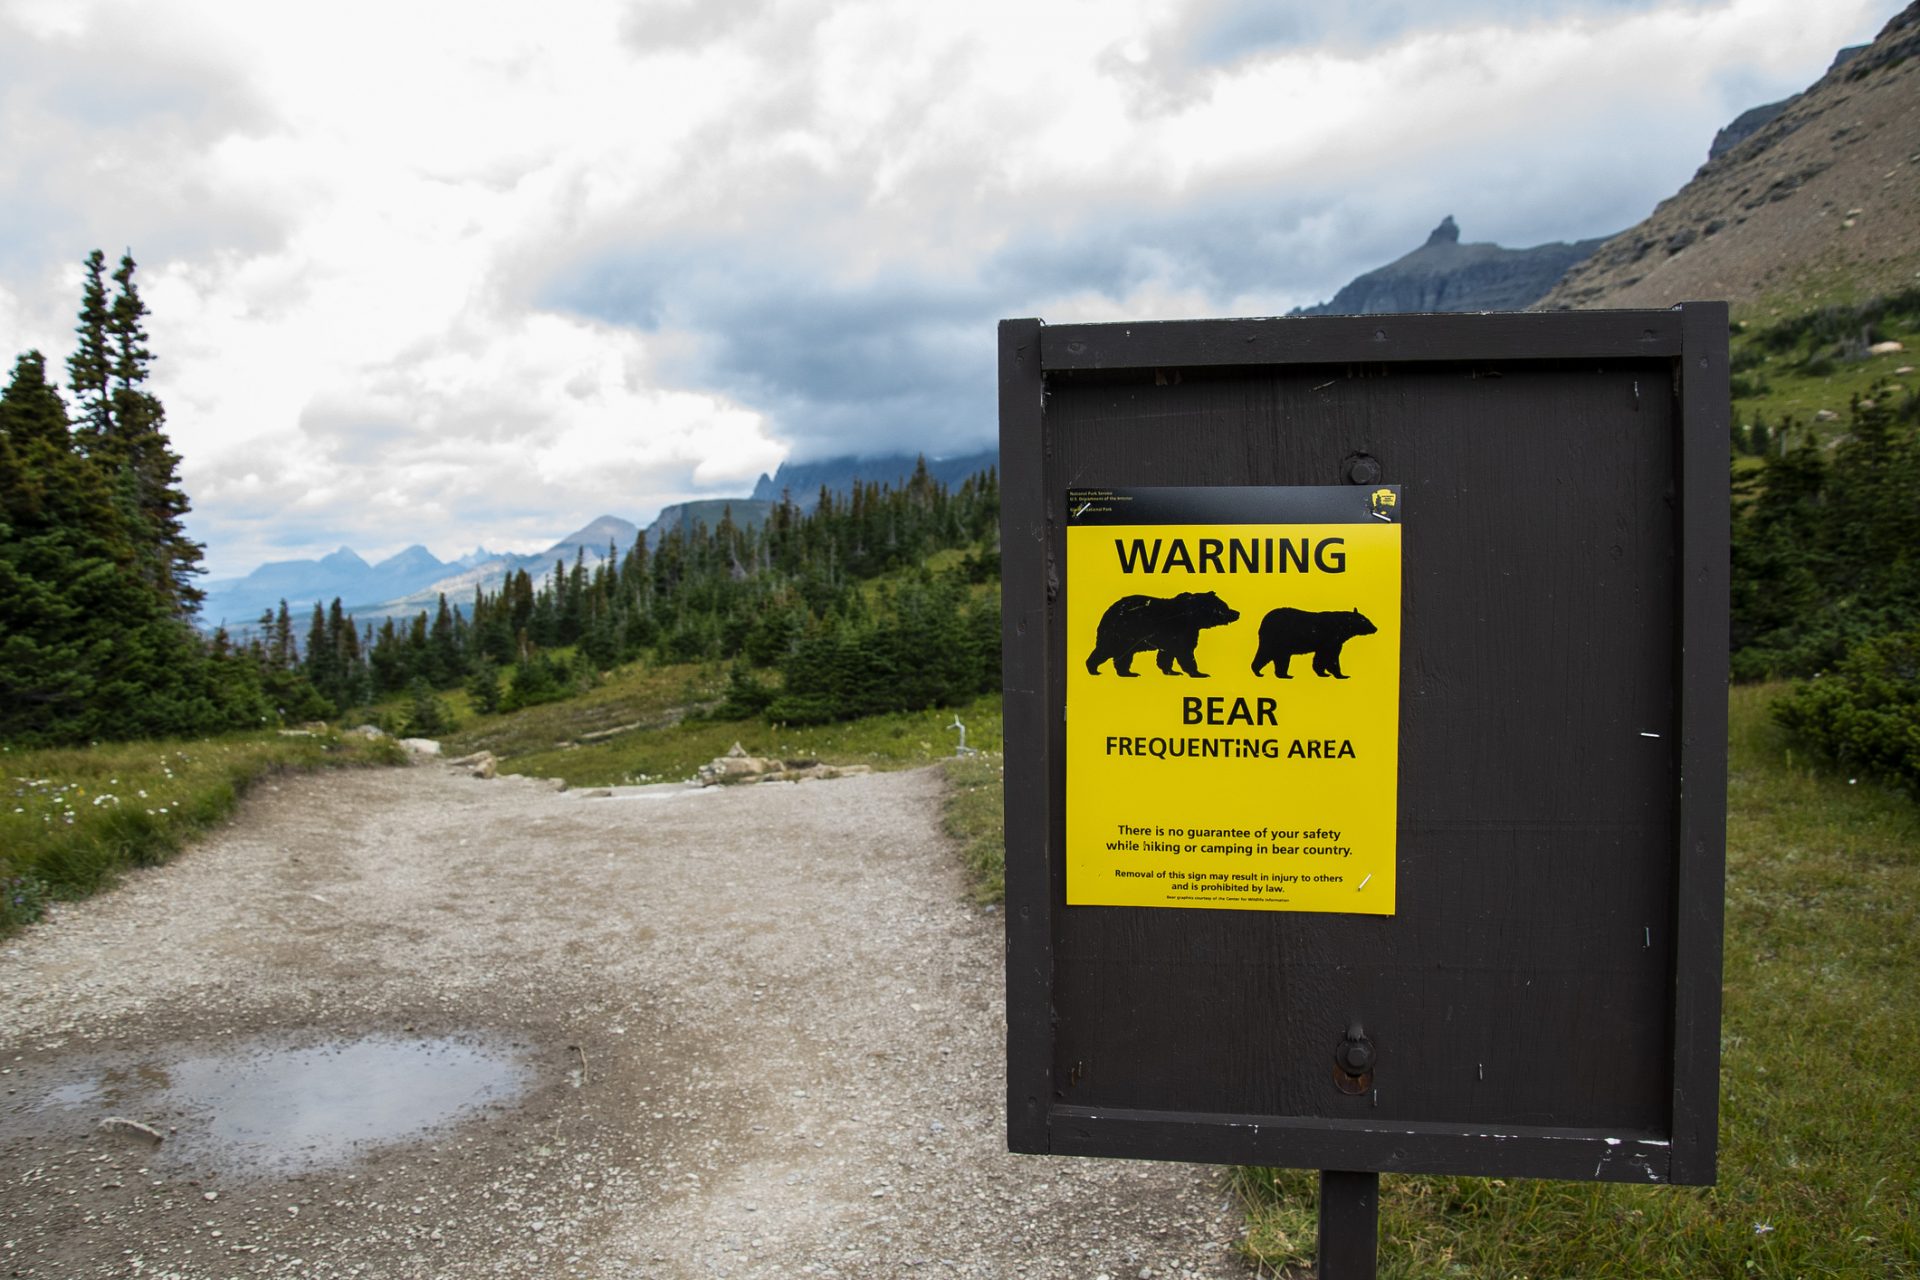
[1086,591,1241,678]
[1251,607,1378,679]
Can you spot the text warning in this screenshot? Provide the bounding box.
[1064,485,1403,914]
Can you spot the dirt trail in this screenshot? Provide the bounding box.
[0,763,1245,1278]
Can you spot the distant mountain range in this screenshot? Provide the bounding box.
[198,516,640,634]
[198,453,1000,634]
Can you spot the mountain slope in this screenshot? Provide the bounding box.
[1708,43,1868,160]
[1540,3,1920,312]
[1292,217,1608,315]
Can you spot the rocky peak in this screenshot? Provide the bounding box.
[1292,218,1608,316]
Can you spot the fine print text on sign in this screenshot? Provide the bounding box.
[1065,486,1402,914]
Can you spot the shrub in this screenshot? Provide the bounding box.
[502,652,574,712]
[465,656,503,716]
[400,678,457,737]
[709,663,775,720]
[1773,627,1920,793]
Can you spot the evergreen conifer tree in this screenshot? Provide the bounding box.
[65,251,113,448]
[103,252,204,617]
[0,351,218,741]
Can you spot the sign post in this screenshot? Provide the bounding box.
[998,308,1729,1268]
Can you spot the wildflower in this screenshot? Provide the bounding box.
[1753,1223,1773,1236]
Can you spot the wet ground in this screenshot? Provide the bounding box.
[3,1034,530,1176]
[0,764,1245,1278]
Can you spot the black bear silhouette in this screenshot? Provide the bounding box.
[1085,591,1240,678]
[1251,607,1378,679]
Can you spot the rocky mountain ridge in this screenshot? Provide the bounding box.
[748,449,998,505]
[1291,216,1609,315]
[1708,43,1868,160]
[1540,2,1920,311]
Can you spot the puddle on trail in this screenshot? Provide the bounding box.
[5,1034,531,1175]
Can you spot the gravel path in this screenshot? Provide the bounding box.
[0,762,1247,1278]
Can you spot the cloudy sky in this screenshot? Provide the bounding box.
[0,0,1903,576]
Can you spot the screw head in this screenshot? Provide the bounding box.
[1345,455,1382,485]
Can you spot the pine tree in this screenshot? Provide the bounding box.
[66,251,113,449]
[465,655,503,715]
[0,351,114,738]
[429,593,459,684]
[0,351,217,742]
[104,252,205,617]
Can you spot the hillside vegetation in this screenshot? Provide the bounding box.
[1729,287,1920,446]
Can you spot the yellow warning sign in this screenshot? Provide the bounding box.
[1065,486,1402,914]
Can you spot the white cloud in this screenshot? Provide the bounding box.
[0,0,1906,577]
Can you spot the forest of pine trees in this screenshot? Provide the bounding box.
[295,463,1004,727]
[3,251,1002,747]
[1,253,280,744]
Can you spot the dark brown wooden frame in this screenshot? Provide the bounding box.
[999,307,1728,1184]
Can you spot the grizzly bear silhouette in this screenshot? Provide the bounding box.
[1252,607,1378,679]
[1086,591,1240,678]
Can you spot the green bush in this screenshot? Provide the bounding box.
[465,656,504,715]
[400,678,457,737]
[708,663,775,720]
[766,576,999,725]
[1773,627,1920,793]
[502,652,575,712]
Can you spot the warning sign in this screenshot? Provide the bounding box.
[1065,486,1403,914]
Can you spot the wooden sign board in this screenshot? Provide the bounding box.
[999,307,1728,1185]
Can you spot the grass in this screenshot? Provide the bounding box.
[441,657,1003,787]
[0,729,405,935]
[1729,296,1919,450]
[939,751,1006,904]
[1232,684,1920,1278]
